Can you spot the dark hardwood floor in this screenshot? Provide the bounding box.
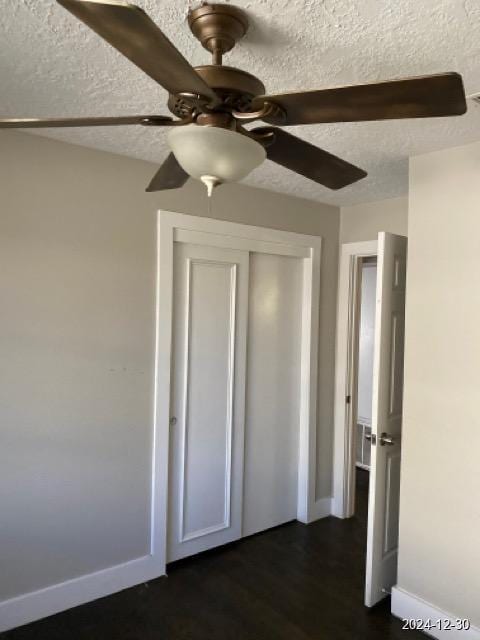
[2,469,424,640]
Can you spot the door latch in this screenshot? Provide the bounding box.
[364,433,377,446]
[379,432,395,446]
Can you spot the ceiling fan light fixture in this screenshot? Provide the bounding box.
[2,3,468,195]
[167,124,266,196]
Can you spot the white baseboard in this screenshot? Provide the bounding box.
[0,554,165,633]
[330,496,346,519]
[307,497,333,522]
[392,586,480,640]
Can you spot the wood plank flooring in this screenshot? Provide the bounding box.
[2,469,424,639]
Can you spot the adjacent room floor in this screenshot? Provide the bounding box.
[2,471,424,640]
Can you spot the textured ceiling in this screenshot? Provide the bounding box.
[1,0,480,205]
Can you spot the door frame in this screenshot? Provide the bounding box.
[153,210,323,573]
[332,240,378,519]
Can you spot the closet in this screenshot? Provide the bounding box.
[167,240,303,561]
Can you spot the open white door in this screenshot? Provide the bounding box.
[365,232,407,607]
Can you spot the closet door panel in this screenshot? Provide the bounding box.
[243,252,303,537]
[168,242,249,562]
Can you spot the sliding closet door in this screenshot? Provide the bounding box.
[243,252,303,537]
[167,242,249,562]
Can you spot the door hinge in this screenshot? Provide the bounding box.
[346,395,351,405]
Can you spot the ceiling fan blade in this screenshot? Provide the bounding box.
[253,72,467,125]
[57,0,220,106]
[254,127,367,190]
[146,153,189,192]
[0,115,174,128]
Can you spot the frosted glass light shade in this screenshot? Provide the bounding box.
[167,124,266,187]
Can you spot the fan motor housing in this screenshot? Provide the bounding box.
[188,4,249,58]
[168,65,266,118]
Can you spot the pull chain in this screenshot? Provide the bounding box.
[207,193,212,217]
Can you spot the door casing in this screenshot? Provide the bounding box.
[152,211,323,574]
[332,240,378,519]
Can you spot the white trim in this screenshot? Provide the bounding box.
[332,240,378,519]
[392,587,480,640]
[0,555,163,633]
[151,212,174,563]
[174,228,310,258]
[296,245,321,522]
[159,211,323,532]
[306,497,333,522]
[164,211,320,248]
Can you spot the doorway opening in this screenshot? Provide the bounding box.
[353,256,377,517]
[333,234,407,609]
[333,240,378,522]
[351,256,378,548]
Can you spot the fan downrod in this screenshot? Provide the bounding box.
[188,4,249,65]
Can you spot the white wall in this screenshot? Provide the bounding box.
[340,196,408,243]
[0,131,339,616]
[395,140,480,627]
[0,132,156,602]
[357,263,377,424]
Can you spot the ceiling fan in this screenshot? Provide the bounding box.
[0,1,468,196]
